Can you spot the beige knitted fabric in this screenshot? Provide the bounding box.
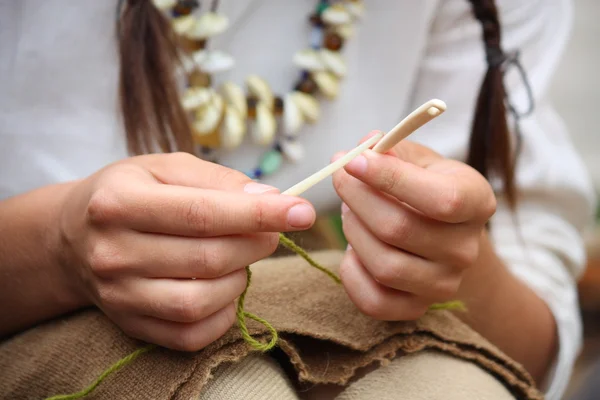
[335,350,515,400]
[199,354,298,400]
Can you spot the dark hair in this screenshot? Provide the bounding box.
[467,0,518,208]
[117,0,518,206]
[117,0,193,155]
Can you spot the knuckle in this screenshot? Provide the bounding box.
[357,293,388,320]
[438,185,466,220]
[181,197,212,235]
[431,276,461,301]
[87,187,123,225]
[95,283,120,307]
[173,289,203,323]
[370,253,402,287]
[451,238,480,267]
[250,200,267,231]
[379,214,412,244]
[88,241,127,276]
[483,194,497,219]
[379,167,402,194]
[192,243,224,278]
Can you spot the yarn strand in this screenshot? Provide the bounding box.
[235,266,279,352]
[45,235,465,399]
[45,344,156,400]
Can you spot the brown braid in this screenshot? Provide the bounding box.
[116,0,520,206]
[466,0,517,208]
[117,0,194,156]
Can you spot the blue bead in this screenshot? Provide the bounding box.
[310,27,324,49]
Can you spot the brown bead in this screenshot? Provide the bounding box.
[188,70,211,87]
[178,36,206,53]
[192,129,221,148]
[309,13,323,26]
[294,76,318,95]
[324,32,344,51]
[273,96,284,116]
[247,97,259,119]
[173,0,198,16]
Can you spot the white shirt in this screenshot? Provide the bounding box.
[0,1,596,398]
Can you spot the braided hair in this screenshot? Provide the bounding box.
[117,0,523,205]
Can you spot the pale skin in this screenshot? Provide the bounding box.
[0,140,556,385]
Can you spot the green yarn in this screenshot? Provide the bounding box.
[278,233,342,285]
[45,234,465,399]
[235,266,279,352]
[429,300,467,312]
[45,344,156,400]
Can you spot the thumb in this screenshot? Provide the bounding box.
[128,152,278,194]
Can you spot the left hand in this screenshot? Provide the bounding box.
[332,137,497,321]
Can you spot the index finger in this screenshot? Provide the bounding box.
[90,183,316,236]
[342,150,496,223]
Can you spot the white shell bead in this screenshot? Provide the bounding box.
[251,102,276,146]
[335,24,354,39]
[182,87,213,111]
[193,94,224,135]
[320,49,347,78]
[199,51,235,73]
[290,91,320,123]
[312,71,340,99]
[283,93,304,136]
[188,12,229,39]
[293,49,326,72]
[221,106,246,149]
[246,75,274,110]
[220,81,247,119]
[152,0,177,11]
[280,139,305,163]
[321,4,352,25]
[172,15,196,35]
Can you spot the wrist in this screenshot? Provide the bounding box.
[47,181,90,310]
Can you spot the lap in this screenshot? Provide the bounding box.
[200,350,515,400]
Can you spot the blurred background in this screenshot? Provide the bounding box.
[550,0,600,398]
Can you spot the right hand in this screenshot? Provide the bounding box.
[56,152,315,351]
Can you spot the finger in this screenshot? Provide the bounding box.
[343,149,496,223]
[335,171,480,267]
[87,184,316,236]
[342,211,462,301]
[115,303,236,352]
[129,152,274,193]
[104,270,246,323]
[91,232,278,279]
[340,249,429,321]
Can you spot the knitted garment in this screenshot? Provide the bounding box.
[0,251,542,400]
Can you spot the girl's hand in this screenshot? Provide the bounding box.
[332,140,496,320]
[57,153,315,351]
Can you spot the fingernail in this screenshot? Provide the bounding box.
[341,202,349,214]
[346,243,353,251]
[244,182,278,194]
[345,155,367,176]
[287,204,316,228]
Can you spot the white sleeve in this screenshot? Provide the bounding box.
[407,0,597,398]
